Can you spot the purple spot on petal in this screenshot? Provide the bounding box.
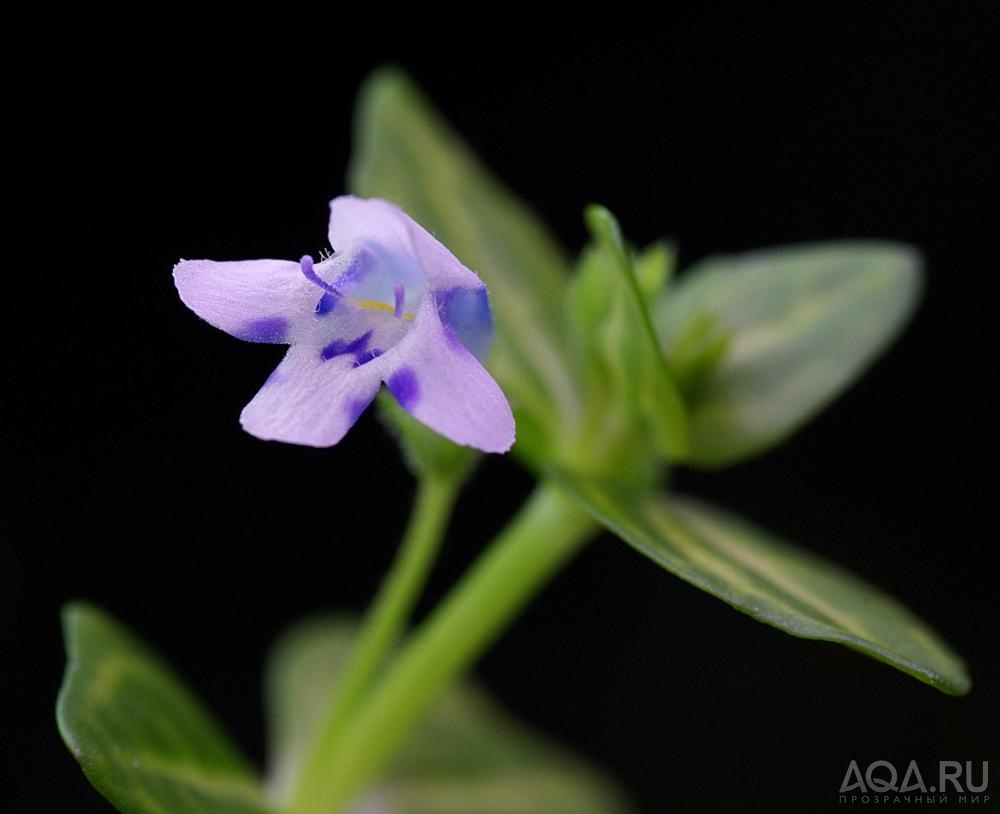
[349,250,375,277]
[352,347,384,368]
[387,367,420,410]
[315,292,338,316]
[321,330,372,361]
[320,340,347,360]
[442,325,465,352]
[237,317,289,343]
[435,287,493,361]
[344,396,372,426]
[335,250,375,287]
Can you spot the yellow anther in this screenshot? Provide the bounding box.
[353,298,395,314]
[350,298,415,321]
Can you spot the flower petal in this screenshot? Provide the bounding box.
[240,345,383,447]
[328,195,486,291]
[175,256,412,353]
[383,298,514,453]
[434,286,494,362]
[327,196,495,358]
[173,259,316,343]
[403,211,487,291]
[327,196,413,260]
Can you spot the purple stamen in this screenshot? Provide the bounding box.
[300,254,342,297]
[393,283,405,319]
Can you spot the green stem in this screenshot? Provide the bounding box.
[289,480,596,814]
[301,474,460,783]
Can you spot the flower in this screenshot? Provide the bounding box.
[173,196,515,452]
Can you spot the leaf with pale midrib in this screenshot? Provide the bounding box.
[57,602,277,814]
[654,242,922,468]
[555,472,970,696]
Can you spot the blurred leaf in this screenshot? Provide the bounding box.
[583,206,688,459]
[566,242,615,343]
[266,617,634,814]
[555,472,970,696]
[573,239,673,328]
[57,603,276,814]
[265,617,358,803]
[654,242,922,467]
[350,68,581,453]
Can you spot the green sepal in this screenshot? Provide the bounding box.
[581,205,689,460]
[664,313,731,403]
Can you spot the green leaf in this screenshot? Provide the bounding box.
[566,242,615,343]
[266,616,634,814]
[57,602,276,814]
[264,617,358,803]
[349,68,581,452]
[583,205,688,459]
[653,242,922,467]
[554,473,970,695]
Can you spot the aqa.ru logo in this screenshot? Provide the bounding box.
[840,761,989,805]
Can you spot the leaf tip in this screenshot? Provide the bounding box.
[583,203,619,244]
[61,598,97,630]
[934,658,973,697]
[356,65,426,128]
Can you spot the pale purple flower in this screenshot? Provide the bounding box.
[173,196,515,452]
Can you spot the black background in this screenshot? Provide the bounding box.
[7,5,997,813]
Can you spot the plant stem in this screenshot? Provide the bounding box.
[301,474,460,777]
[289,480,597,814]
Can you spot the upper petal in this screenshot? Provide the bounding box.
[327,196,494,360]
[382,297,514,453]
[173,259,316,343]
[327,196,414,261]
[239,344,384,447]
[328,196,487,291]
[403,210,487,291]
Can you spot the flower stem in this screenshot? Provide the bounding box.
[289,480,597,814]
[302,474,460,774]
